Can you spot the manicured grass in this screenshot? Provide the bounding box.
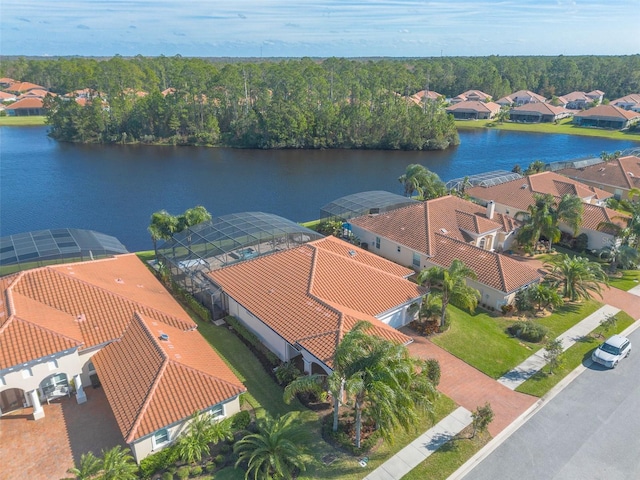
[136,250,156,264]
[0,115,47,126]
[402,427,491,480]
[432,300,602,379]
[300,219,322,230]
[516,311,635,397]
[455,118,640,142]
[608,269,640,291]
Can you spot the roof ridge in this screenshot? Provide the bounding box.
[423,201,432,256]
[168,360,246,393]
[494,255,508,293]
[124,312,169,443]
[13,315,84,348]
[46,267,193,331]
[0,271,26,334]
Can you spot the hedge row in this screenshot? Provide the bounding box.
[225,316,280,367]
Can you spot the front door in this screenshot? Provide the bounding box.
[0,388,26,414]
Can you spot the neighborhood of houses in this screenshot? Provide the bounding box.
[1,149,640,474]
[2,75,640,130]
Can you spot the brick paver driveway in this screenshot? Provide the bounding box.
[0,387,125,480]
[405,332,537,437]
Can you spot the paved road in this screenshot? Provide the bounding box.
[463,329,640,480]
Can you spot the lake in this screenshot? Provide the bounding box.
[1,126,638,251]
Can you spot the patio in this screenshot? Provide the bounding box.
[0,386,126,480]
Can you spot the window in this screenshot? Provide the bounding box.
[375,237,381,249]
[208,404,224,419]
[479,237,486,249]
[412,252,420,268]
[21,368,33,379]
[47,359,58,370]
[88,361,96,373]
[153,429,170,448]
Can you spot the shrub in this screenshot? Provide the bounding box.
[190,465,202,477]
[231,410,251,430]
[501,304,515,315]
[220,443,231,454]
[138,445,180,479]
[162,472,174,480]
[424,358,441,387]
[214,454,225,465]
[507,321,548,343]
[205,462,216,473]
[225,316,280,367]
[573,233,589,253]
[515,289,533,312]
[176,466,190,480]
[274,361,301,385]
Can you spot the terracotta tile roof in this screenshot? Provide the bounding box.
[453,90,492,102]
[581,204,630,231]
[557,155,640,191]
[574,104,640,120]
[93,313,245,442]
[208,237,419,369]
[610,94,640,107]
[430,234,541,293]
[0,77,16,84]
[498,90,547,104]
[0,91,17,101]
[562,91,589,102]
[6,82,45,93]
[7,98,44,110]
[408,90,442,105]
[350,196,539,293]
[0,255,196,370]
[446,101,501,114]
[18,89,51,99]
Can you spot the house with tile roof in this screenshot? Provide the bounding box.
[0,254,245,462]
[5,97,46,116]
[509,102,573,123]
[0,77,16,88]
[496,90,547,107]
[449,90,492,104]
[5,82,46,94]
[573,104,640,130]
[466,171,629,250]
[560,90,605,110]
[408,90,443,106]
[555,155,640,201]
[446,100,502,120]
[609,93,640,113]
[208,236,422,375]
[349,196,541,310]
[0,91,17,103]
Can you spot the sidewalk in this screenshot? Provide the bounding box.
[497,304,620,390]
[363,407,472,480]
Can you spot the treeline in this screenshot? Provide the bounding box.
[2,55,639,149]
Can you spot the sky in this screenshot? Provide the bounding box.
[2,0,639,58]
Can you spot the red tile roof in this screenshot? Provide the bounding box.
[0,91,17,101]
[350,196,540,293]
[6,82,45,93]
[208,236,419,368]
[556,155,640,191]
[446,101,501,114]
[510,102,571,116]
[574,104,640,120]
[93,313,245,442]
[7,98,44,110]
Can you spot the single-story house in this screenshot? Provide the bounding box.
[0,91,17,103]
[609,94,640,113]
[5,97,46,116]
[208,236,422,374]
[5,82,46,94]
[349,195,542,309]
[556,155,640,201]
[509,102,573,123]
[446,100,502,120]
[496,90,547,107]
[0,77,16,88]
[573,105,640,130]
[17,89,52,100]
[0,254,244,463]
[466,171,629,250]
[449,90,492,104]
[408,90,443,106]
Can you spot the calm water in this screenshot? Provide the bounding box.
[1,126,638,251]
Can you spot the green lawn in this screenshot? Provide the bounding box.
[455,118,640,142]
[432,300,602,379]
[401,427,491,480]
[608,269,640,291]
[516,310,635,397]
[0,115,47,126]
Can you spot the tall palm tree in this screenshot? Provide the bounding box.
[234,412,308,480]
[527,283,564,313]
[63,452,101,480]
[516,193,583,251]
[417,260,480,326]
[98,446,138,480]
[599,241,640,274]
[148,209,178,256]
[177,205,212,231]
[177,410,231,465]
[544,253,608,302]
[398,164,447,200]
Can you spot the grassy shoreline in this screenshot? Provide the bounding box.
[0,116,47,126]
[455,118,640,142]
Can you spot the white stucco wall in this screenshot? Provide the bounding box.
[377,300,422,329]
[130,396,242,463]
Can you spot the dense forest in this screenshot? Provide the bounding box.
[2,55,639,149]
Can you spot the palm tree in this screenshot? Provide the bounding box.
[177,410,231,465]
[177,205,212,231]
[63,452,101,480]
[148,209,178,257]
[598,241,640,274]
[234,412,308,480]
[417,260,480,326]
[544,253,609,302]
[398,164,447,200]
[516,193,583,251]
[527,283,564,313]
[98,446,138,480]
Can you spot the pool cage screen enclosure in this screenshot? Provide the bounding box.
[157,212,323,319]
[320,191,418,221]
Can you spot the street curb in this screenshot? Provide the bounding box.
[448,316,640,480]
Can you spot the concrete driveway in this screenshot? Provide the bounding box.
[462,328,640,480]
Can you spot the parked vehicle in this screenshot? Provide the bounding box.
[592,334,631,368]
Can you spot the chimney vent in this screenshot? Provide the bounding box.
[486,200,496,220]
[159,333,169,341]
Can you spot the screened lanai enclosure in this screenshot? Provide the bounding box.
[445,170,523,192]
[320,191,418,221]
[156,212,323,318]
